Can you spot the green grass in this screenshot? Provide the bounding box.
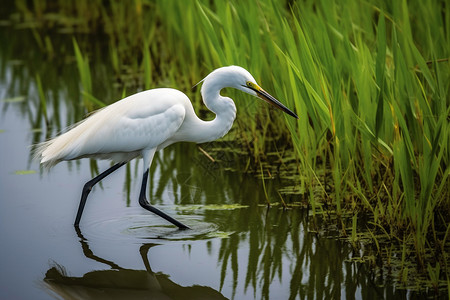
[14,0,449,288]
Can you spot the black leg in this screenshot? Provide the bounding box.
[74,162,126,227]
[139,168,190,229]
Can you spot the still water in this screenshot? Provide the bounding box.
[0,24,415,300]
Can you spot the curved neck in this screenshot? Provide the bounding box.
[196,95,236,144]
[193,77,237,143]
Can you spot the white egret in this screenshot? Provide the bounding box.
[35,66,298,229]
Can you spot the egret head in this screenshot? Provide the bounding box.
[200,66,298,119]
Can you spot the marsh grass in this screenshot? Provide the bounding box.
[12,0,449,290]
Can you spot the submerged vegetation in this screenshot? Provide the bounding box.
[4,0,449,292]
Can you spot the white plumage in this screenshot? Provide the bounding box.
[37,89,190,166]
[35,66,298,228]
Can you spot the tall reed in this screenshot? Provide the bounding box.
[15,0,449,284]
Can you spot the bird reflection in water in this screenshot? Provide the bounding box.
[43,228,227,300]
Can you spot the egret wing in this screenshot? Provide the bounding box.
[72,104,186,158]
[39,89,188,165]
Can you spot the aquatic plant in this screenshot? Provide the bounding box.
[9,0,449,291]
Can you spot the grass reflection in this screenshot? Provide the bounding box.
[1,1,447,297]
[40,206,414,299]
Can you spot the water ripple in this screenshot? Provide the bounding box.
[81,206,219,243]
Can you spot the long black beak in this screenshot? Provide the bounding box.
[245,85,298,119]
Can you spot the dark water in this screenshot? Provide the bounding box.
[0,24,418,300]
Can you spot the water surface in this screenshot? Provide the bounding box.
[0,23,417,300]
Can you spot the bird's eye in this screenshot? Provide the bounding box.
[246,81,255,88]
